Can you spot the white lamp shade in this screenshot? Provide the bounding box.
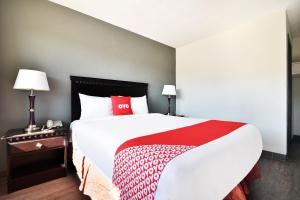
[162,85,176,96]
[13,69,50,91]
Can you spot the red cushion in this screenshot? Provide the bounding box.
[111,96,133,115]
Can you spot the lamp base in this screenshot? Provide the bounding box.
[24,125,40,133]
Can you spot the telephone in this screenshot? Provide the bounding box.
[46,120,63,129]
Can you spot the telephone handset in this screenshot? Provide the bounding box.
[46,120,63,129]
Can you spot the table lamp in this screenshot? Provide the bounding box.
[13,69,50,132]
[162,85,176,115]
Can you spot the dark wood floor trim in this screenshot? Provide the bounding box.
[261,150,287,160]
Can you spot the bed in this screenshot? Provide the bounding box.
[70,76,263,200]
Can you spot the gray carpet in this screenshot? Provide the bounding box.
[249,139,300,200]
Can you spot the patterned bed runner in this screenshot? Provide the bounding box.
[113,120,246,200]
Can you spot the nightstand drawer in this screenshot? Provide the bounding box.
[9,137,65,155]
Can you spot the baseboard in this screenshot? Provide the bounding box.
[261,150,287,161]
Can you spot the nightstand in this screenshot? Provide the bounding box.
[2,127,69,193]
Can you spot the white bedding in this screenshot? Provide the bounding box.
[71,113,262,200]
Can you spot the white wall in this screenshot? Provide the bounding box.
[176,11,287,155]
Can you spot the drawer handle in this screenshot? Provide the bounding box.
[35,142,43,149]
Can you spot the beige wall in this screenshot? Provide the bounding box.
[176,11,287,155]
[0,0,175,171]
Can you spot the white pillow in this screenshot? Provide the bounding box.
[131,95,149,114]
[79,93,112,120]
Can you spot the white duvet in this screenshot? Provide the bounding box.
[71,113,262,200]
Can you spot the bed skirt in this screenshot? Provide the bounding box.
[73,145,119,200]
[73,146,260,200]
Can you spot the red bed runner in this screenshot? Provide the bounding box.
[112,120,246,200]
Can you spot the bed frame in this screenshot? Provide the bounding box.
[70,76,148,121]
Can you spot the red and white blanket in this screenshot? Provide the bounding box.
[112,120,246,200]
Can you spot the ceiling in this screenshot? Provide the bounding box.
[49,0,300,47]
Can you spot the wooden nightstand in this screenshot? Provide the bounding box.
[2,127,69,193]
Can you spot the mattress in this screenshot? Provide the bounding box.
[71,113,262,200]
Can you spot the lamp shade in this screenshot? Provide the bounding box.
[162,85,176,96]
[13,69,50,91]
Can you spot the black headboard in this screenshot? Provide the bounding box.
[70,76,148,121]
